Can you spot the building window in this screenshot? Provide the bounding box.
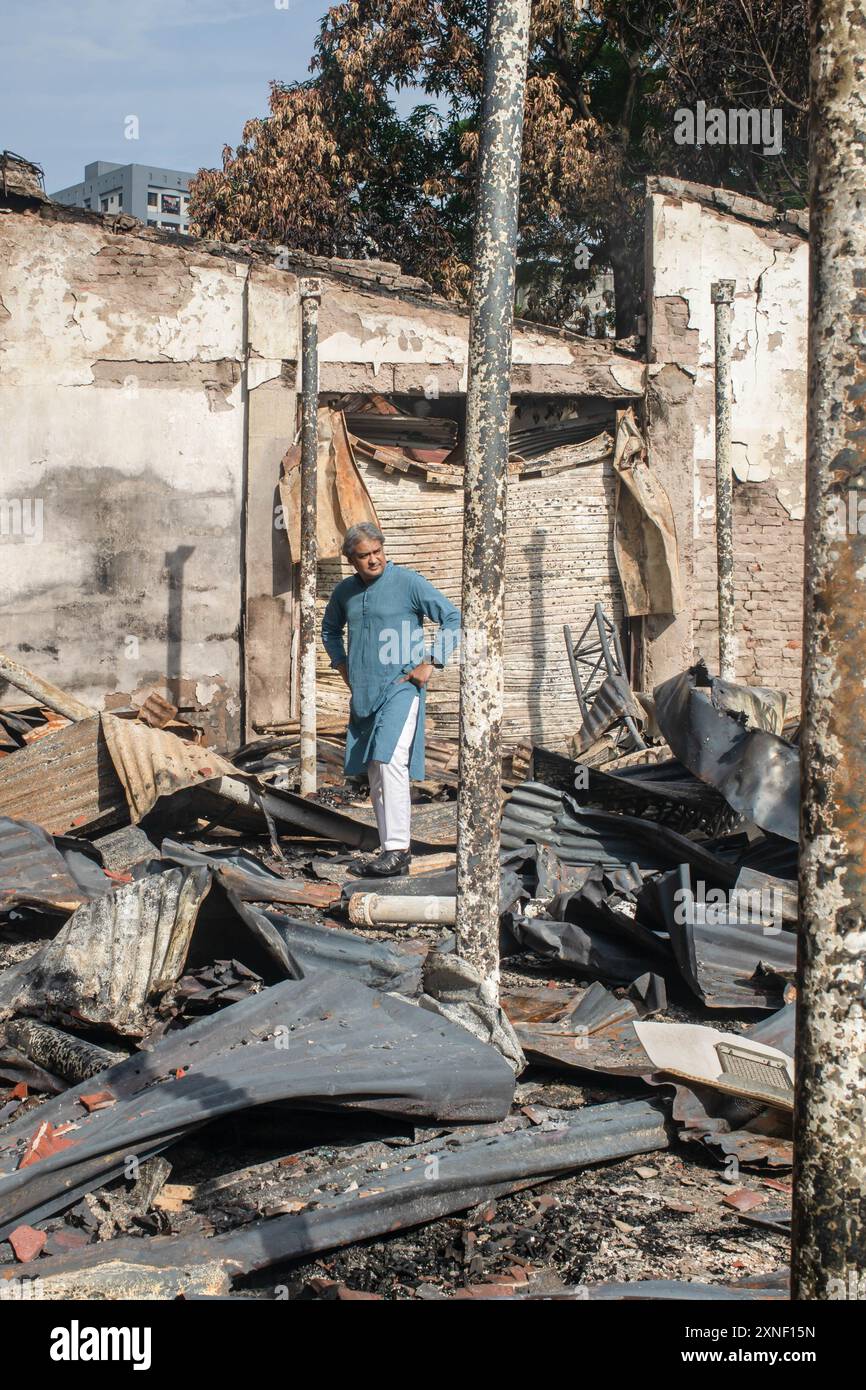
[147,219,158,227]
[100,197,109,211]
[83,198,91,209]
[161,193,181,215]
[147,191,157,207]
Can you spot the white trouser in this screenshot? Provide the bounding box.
[368,697,418,851]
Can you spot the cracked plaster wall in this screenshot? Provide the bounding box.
[646,190,808,701]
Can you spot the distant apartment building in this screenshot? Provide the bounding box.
[50,161,194,233]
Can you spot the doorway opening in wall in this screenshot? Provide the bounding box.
[265,390,631,759]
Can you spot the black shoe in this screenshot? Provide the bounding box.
[357,848,411,878]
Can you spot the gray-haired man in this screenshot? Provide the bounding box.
[322,523,461,875]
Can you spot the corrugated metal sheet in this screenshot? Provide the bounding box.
[100,713,240,822]
[501,781,739,883]
[0,716,127,836]
[4,1098,669,1290]
[7,867,212,1036]
[0,816,86,912]
[0,970,516,1236]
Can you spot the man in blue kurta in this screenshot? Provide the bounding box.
[321,522,461,876]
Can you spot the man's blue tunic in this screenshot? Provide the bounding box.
[321,561,461,780]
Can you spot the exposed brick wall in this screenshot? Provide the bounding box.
[645,185,808,704]
[693,461,804,705]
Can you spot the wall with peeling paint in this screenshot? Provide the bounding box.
[0,211,247,745]
[1,204,642,747]
[646,179,808,701]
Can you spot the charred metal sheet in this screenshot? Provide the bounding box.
[191,779,381,849]
[653,665,799,841]
[503,863,670,986]
[501,843,590,899]
[5,1099,668,1289]
[101,714,380,848]
[501,782,739,884]
[342,862,524,914]
[5,867,212,1037]
[648,864,796,1010]
[750,1000,796,1056]
[523,1272,787,1301]
[505,907,666,987]
[0,717,127,836]
[574,675,646,755]
[734,867,797,925]
[572,757,738,837]
[5,1019,126,1084]
[668,1081,793,1169]
[504,978,663,1077]
[160,839,341,908]
[0,1046,66,1095]
[228,893,424,996]
[0,970,516,1235]
[90,825,160,872]
[0,817,87,913]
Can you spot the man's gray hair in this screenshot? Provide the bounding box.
[342,522,385,558]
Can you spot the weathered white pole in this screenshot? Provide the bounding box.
[791,0,866,1301]
[455,0,532,996]
[298,277,321,797]
[711,279,736,681]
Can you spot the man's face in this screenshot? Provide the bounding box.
[349,538,386,582]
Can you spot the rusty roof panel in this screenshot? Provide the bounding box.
[0,717,127,836]
[100,714,240,822]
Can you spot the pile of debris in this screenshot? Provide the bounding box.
[0,648,797,1300]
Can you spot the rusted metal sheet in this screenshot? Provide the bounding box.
[0,717,127,836]
[573,674,645,755]
[136,691,179,729]
[100,713,239,822]
[0,817,87,913]
[504,980,658,1078]
[280,407,380,564]
[3,1098,669,1293]
[160,838,341,908]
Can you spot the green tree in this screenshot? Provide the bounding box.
[190,0,808,336]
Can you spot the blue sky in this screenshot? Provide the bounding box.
[1,0,326,193]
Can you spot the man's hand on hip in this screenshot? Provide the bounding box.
[400,662,434,689]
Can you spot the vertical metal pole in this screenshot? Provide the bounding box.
[792,0,866,1302]
[455,0,532,993]
[711,279,736,681]
[299,278,321,798]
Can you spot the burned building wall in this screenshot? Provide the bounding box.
[0,207,247,745]
[645,178,808,703]
[1,201,644,748]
